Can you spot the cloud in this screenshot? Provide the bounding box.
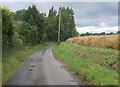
[74,2,118,27]
[76,26,118,34]
[100,22,107,27]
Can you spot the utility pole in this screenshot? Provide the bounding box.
[57,9,61,44]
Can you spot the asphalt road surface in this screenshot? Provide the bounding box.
[5,46,84,86]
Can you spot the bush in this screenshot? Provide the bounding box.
[12,32,23,49]
[2,7,14,49]
[19,21,39,45]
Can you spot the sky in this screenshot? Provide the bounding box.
[1,1,118,34]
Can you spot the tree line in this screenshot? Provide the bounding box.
[80,31,119,36]
[2,5,79,50]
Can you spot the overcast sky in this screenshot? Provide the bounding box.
[2,1,118,33]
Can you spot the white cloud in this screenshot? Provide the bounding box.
[76,26,118,34]
[99,22,107,27]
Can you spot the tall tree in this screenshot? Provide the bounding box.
[46,6,58,41]
[2,8,14,48]
[22,5,45,43]
[19,21,39,45]
[58,7,77,41]
[13,9,26,21]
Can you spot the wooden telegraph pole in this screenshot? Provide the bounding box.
[57,9,61,45]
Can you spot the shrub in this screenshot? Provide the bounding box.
[12,32,23,49]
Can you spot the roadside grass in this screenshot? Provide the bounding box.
[67,42,118,72]
[2,42,54,84]
[52,42,118,85]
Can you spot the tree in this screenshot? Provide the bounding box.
[100,32,106,35]
[58,7,77,41]
[19,21,39,45]
[41,33,48,43]
[22,5,45,43]
[109,32,113,35]
[2,7,14,48]
[45,7,58,41]
[13,9,26,21]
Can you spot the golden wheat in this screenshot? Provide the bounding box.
[67,34,119,50]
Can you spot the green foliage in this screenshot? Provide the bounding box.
[46,6,78,42]
[48,6,57,17]
[22,5,39,24]
[22,5,45,43]
[2,7,14,49]
[12,32,23,48]
[19,21,39,45]
[80,32,116,36]
[13,9,26,21]
[45,7,58,41]
[58,7,77,41]
[2,7,24,51]
[41,33,48,43]
[11,21,23,48]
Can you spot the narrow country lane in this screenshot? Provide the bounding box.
[4,46,84,86]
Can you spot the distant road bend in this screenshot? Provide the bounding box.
[5,46,84,85]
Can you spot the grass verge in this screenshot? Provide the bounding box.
[2,42,54,84]
[52,42,118,85]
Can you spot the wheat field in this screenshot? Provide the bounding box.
[67,34,119,50]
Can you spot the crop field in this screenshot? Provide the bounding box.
[67,34,119,50]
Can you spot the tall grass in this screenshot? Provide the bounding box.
[67,34,119,50]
